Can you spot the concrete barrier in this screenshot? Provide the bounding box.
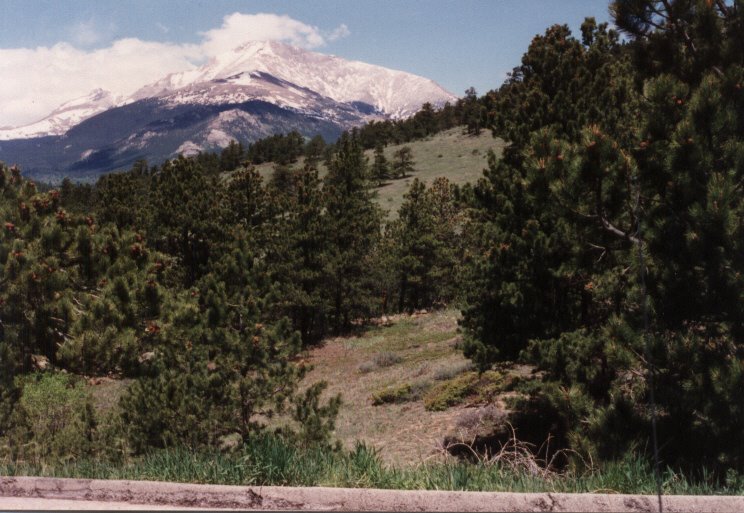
[2,476,744,512]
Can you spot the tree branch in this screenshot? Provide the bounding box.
[715,0,731,17]
[599,215,641,244]
[595,168,641,245]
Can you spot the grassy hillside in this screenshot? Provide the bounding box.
[252,127,505,218]
[299,309,530,466]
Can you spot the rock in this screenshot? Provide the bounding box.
[30,354,51,371]
[138,351,156,364]
[218,433,242,453]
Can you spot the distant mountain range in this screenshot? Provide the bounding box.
[0,40,456,182]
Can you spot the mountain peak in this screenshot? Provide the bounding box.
[132,40,456,119]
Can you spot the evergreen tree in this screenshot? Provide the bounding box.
[460,87,486,135]
[392,146,415,178]
[371,143,390,185]
[0,164,171,376]
[149,156,225,286]
[267,163,330,345]
[610,0,744,83]
[388,177,462,312]
[304,135,326,167]
[120,234,337,450]
[323,133,383,331]
[220,140,245,171]
[461,9,744,473]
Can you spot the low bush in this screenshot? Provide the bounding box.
[358,352,404,374]
[373,352,403,368]
[371,384,413,405]
[424,371,504,411]
[424,373,478,411]
[6,372,97,462]
[433,361,474,381]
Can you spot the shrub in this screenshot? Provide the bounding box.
[371,384,413,405]
[357,352,403,374]
[455,404,506,430]
[424,371,504,411]
[424,372,479,411]
[357,361,377,374]
[433,361,474,381]
[373,352,403,368]
[10,373,96,461]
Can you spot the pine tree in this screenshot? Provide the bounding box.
[120,231,339,451]
[150,156,225,286]
[461,8,744,473]
[371,143,390,185]
[220,140,245,171]
[388,177,462,312]
[323,133,383,332]
[392,146,415,178]
[267,163,330,345]
[460,87,486,135]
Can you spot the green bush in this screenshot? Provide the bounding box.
[10,373,96,462]
[424,371,504,411]
[424,372,478,411]
[371,384,413,405]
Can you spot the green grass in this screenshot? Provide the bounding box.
[2,436,742,495]
[370,128,504,217]
[249,127,504,218]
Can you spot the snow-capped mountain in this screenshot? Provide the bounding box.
[0,89,118,141]
[0,40,456,182]
[131,40,455,119]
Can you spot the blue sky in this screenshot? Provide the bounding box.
[0,1,613,126]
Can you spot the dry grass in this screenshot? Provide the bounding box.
[301,309,478,465]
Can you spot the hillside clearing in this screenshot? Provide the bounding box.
[301,309,509,466]
[251,127,505,217]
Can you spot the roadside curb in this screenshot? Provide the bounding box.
[2,476,743,512]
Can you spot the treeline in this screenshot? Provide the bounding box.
[203,92,489,172]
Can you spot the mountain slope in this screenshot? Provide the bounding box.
[131,40,456,119]
[0,89,118,141]
[0,41,456,182]
[0,75,368,182]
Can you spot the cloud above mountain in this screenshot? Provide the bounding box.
[0,13,350,128]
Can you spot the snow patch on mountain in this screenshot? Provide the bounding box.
[0,89,119,141]
[176,140,203,157]
[1,41,456,144]
[132,40,456,119]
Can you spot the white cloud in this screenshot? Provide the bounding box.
[200,13,333,55]
[0,13,351,127]
[327,24,351,42]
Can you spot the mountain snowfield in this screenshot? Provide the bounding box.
[0,89,120,141]
[130,40,456,119]
[0,40,457,181]
[1,41,455,142]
